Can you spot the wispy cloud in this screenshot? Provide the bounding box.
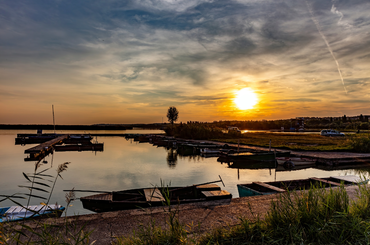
[0,0,370,123]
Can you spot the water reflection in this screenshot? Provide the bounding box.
[2,130,370,217]
[166,148,178,168]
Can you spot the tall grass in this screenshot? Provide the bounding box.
[115,183,370,244]
[199,184,370,245]
[349,134,370,152]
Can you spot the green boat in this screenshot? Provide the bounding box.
[237,175,368,197]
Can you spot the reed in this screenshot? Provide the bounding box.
[0,161,93,244]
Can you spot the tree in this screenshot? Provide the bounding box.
[167,106,179,125]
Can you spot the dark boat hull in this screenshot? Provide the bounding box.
[80,184,232,213]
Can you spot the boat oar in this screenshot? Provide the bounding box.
[63,190,110,193]
[62,190,141,196]
[164,175,226,194]
[188,175,225,188]
[195,175,225,187]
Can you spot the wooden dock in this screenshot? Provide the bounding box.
[24,135,68,159]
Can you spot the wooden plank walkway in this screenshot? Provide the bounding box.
[24,135,68,154]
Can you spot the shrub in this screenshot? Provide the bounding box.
[349,135,370,152]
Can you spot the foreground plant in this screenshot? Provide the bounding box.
[0,161,94,244]
[114,182,370,245]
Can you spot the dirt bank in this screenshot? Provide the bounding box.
[17,185,363,244]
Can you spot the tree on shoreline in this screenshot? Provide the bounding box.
[167,106,179,126]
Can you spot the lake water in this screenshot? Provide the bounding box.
[1,129,369,216]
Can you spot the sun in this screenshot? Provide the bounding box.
[234,88,258,110]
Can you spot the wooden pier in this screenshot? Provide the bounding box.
[24,135,68,159]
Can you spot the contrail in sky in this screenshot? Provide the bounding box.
[305,0,347,93]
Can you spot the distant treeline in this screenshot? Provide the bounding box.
[0,124,164,130]
[183,117,370,131]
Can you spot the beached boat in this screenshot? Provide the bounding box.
[79,183,232,213]
[276,156,317,167]
[237,175,368,197]
[0,204,65,222]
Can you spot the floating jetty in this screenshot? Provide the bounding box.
[22,134,103,161]
[24,135,68,160]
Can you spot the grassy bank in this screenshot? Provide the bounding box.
[116,184,370,244]
[215,132,351,151]
[166,124,370,152]
[215,132,370,152]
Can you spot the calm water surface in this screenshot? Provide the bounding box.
[0,129,368,216]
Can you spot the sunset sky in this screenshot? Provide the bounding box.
[1,0,370,124]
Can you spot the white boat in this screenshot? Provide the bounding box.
[0,204,65,222]
[320,129,345,137]
[276,157,317,167]
[200,148,220,154]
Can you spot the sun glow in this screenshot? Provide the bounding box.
[234,88,258,110]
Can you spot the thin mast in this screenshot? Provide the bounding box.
[52,105,55,134]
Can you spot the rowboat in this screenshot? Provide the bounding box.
[276,157,317,167]
[0,204,65,222]
[78,180,232,213]
[237,175,368,197]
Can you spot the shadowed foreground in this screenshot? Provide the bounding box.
[5,185,363,244]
